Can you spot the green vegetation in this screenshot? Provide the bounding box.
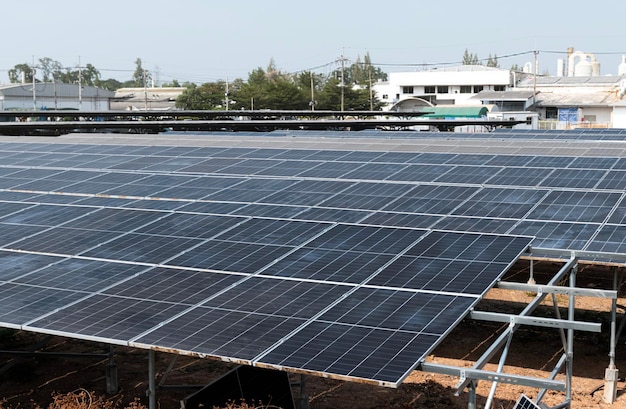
[176,54,387,111]
[6,53,387,110]
[462,49,499,67]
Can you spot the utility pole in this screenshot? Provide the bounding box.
[310,73,315,111]
[32,56,36,111]
[533,49,538,107]
[225,78,230,110]
[143,69,148,111]
[369,68,373,111]
[340,51,345,111]
[78,56,83,110]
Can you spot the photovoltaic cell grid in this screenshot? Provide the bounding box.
[0,128,624,386]
[513,394,541,409]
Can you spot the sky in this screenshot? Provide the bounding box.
[2,0,626,85]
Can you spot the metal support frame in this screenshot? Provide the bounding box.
[604,267,621,403]
[424,256,585,409]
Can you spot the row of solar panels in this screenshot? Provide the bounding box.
[0,128,621,389]
[0,197,531,387]
[2,140,626,172]
[1,139,626,255]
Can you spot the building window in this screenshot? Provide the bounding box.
[437,86,449,94]
[402,86,414,94]
[473,85,484,93]
[460,85,473,94]
[382,94,388,100]
[424,86,436,94]
[545,107,558,119]
[493,85,506,91]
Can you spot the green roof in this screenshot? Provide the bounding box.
[419,106,489,118]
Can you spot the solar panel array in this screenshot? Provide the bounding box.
[0,128,624,387]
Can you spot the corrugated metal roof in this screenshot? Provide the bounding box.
[472,90,535,101]
[0,83,114,98]
[518,75,625,87]
[536,92,618,107]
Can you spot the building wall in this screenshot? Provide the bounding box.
[0,84,113,111]
[612,107,626,129]
[580,107,612,125]
[374,66,512,110]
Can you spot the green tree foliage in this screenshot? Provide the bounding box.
[131,58,148,87]
[8,63,34,83]
[162,79,181,87]
[175,81,229,110]
[5,54,387,110]
[294,71,325,109]
[37,57,64,82]
[315,77,380,111]
[345,53,388,85]
[98,78,123,91]
[462,49,480,65]
[231,61,309,110]
[8,58,106,89]
[486,54,499,68]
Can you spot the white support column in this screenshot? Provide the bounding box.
[604,267,620,403]
[565,265,577,405]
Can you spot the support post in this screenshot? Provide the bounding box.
[299,374,309,409]
[467,380,477,409]
[485,332,513,409]
[147,350,156,409]
[565,265,577,407]
[528,258,536,285]
[105,345,118,394]
[604,267,619,403]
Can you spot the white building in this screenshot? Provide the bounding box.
[0,83,114,111]
[374,65,513,111]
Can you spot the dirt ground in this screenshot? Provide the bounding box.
[1,261,626,409]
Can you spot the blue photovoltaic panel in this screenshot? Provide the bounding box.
[28,295,190,341]
[3,129,626,388]
[514,394,541,409]
[168,240,293,273]
[0,283,85,326]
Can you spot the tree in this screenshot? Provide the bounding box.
[37,57,64,82]
[295,71,325,109]
[486,54,499,68]
[8,63,34,83]
[462,49,480,65]
[232,62,309,110]
[175,81,229,110]
[315,76,381,111]
[162,79,181,87]
[131,58,150,87]
[98,78,123,91]
[346,52,388,86]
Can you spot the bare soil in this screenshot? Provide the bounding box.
[1,261,626,409]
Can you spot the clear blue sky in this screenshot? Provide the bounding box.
[2,0,625,84]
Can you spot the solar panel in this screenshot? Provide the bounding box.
[514,394,541,409]
[3,128,626,388]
